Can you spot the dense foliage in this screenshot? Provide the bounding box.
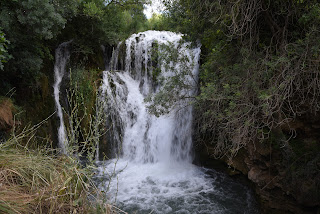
[163,0,320,160]
[0,0,148,96]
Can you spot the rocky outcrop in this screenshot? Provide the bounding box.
[236,140,319,214]
[197,116,320,214]
[0,99,14,131]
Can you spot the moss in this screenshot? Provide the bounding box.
[40,74,50,101]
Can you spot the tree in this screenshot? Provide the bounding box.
[0,0,148,94]
[0,0,79,92]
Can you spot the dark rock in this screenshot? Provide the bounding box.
[197,121,320,213]
[0,99,14,131]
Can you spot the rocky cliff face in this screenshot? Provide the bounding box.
[197,115,320,214]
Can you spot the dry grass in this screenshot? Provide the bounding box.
[0,140,109,214]
[0,146,86,213]
[0,141,131,214]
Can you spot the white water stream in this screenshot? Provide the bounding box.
[96,31,259,213]
[53,41,71,154]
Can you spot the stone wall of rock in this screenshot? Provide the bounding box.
[196,116,320,214]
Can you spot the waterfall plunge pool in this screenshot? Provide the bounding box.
[94,160,259,214]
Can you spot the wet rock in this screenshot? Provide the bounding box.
[248,167,272,187]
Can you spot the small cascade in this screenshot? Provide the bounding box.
[97,31,259,213]
[110,42,123,71]
[101,44,114,71]
[53,41,71,154]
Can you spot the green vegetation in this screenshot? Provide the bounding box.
[65,68,106,159]
[0,0,148,95]
[146,13,170,31]
[146,41,198,116]
[160,0,320,160]
[69,68,101,130]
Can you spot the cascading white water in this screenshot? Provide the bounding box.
[53,41,71,154]
[102,31,199,161]
[97,31,258,213]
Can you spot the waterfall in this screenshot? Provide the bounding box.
[53,41,71,154]
[97,31,258,213]
[101,31,199,161]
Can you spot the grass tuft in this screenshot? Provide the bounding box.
[0,142,99,214]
